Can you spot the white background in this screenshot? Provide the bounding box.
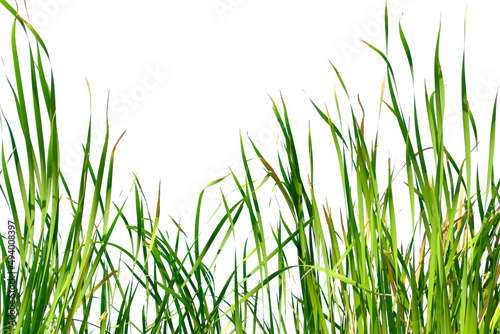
[0,0,499,326]
[0,0,499,224]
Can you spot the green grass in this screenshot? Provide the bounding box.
[0,2,499,333]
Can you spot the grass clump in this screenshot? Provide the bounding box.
[0,2,499,333]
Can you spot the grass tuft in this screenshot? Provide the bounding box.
[0,2,499,333]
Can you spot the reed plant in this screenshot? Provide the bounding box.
[0,1,499,333]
